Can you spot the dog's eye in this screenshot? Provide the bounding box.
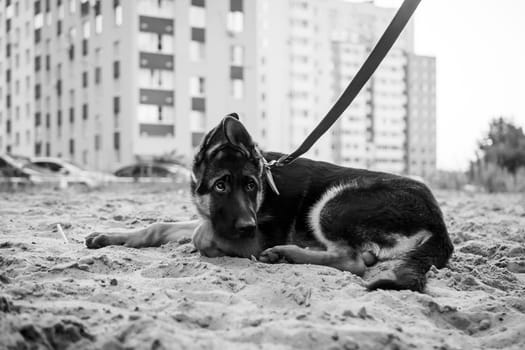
[214,181,227,193]
[245,180,257,192]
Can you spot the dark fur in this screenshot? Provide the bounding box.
[190,115,454,292]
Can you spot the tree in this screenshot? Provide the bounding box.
[477,117,525,175]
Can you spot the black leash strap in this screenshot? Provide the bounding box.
[268,0,422,169]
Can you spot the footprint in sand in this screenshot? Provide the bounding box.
[141,261,210,279]
[425,301,502,335]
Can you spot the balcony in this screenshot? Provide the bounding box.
[139,52,174,70]
[230,66,243,80]
[139,16,174,35]
[191,97,205,112]
[139,123,174,137]
[191,28,205,42]
[192,132,205,147]
[139,89,174,106]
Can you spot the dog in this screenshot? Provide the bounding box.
[86,114,453,292]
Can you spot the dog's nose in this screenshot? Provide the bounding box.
[235,218,256,237]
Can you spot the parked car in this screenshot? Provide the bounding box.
[30,157,117,188]
[114,162,191,183]
[0,154,60,186]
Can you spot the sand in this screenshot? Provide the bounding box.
[1,185,524,350]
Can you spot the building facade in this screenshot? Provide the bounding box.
[0,0,436,177]
[256,0,435,177]
[0,0,256,171]
[406,54,437,177]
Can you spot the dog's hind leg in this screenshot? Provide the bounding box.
[85,220,200,249]
[258,245,367,276]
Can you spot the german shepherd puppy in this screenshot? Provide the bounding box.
[86,114,453,292]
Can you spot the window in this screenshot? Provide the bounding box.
[35,56,41,72]
[113,132,120,150]
[113,96,120,114]
[190,111,205,132]
[57,110,62,126]
[82,20,90,38]
[58,1,64,19]
[82,71,88,87]
[113,61,120,79]
[82,104,88,120]
[156,106,163,121]
[189,41,205,62]
[35,142,42,156]
[231,45,243,66]
[114,0,122,26]
[95,15,103,33]
[35,112,41,127]
[94,66,101,84]
[227,0,244,33]
[189,6,206,28]
[190,77,205,97]
[35,84,41,100]
[34,29,42,43]
[94,134,100,150]
[69,139,74,155]
[231,79,243,99]
[68,44,74,60]
[95,0,102,33]
[82,39,88,55]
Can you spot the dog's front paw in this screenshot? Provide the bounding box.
[85,232,118,249]
[258,247,287,264]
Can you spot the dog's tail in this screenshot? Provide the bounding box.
[366,231,454,292]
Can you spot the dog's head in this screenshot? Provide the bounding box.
[191,114,265,240]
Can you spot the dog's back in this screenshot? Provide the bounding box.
[259,152,454,291]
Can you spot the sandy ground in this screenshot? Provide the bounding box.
[1,185,525,350]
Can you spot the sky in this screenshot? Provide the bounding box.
[351,0,525,171]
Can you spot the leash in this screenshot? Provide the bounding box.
[266,0,422,172]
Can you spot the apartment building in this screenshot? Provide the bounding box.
[257,0,435,177]
[0,0,436,177]
[406,54,436,177]
[0,0,256,171]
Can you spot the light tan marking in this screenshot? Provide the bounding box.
[366,230,432,261]
[308,181,358,250]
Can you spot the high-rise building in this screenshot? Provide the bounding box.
[0,0,436,178]
[256,0,435,177]
[0,0,256,171]
[406,54,436,177]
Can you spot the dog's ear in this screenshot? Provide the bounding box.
[191,113,253,193]
[222,114,253,152]
[226,112,240,120]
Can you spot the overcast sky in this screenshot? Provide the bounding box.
[350,0,525,171]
